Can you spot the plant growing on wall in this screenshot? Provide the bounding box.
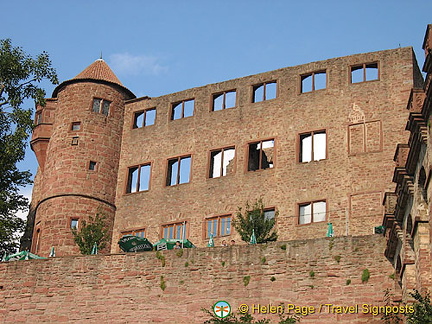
[71,211,109,255]
[233,198,278,244]
[406,289,432,323]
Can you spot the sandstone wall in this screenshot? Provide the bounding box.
[1,235,401,323]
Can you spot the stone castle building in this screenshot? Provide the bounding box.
[5,25,432,323]
[26,44,423,257]
[383,24,432,301]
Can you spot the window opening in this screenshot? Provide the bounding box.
[89,161,97,171]
[92,98,111,116]
[35,112,42,125]
[300,131,326,162]
[126,163,151,193]
[71,136,79,146]
[351,62,379,83]
[206,215,231,238]
[166,156,191,186]
[248,139,274,171]
[299,201,326,224]
[209,147,235,178]
[172,99,194,120]
[133,108,156,128]
[213,90,236,111]
[122,228,146,238]
[71,122,81,131]
[264,208,276,220]
[253,81,277,103]
[162,222,187,240]
[70,219,79,229]
[301,71,326,93]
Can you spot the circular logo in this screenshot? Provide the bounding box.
[213,301,231,318]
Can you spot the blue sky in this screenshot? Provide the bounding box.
[2,0,432,206]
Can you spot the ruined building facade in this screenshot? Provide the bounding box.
[28,46,422,257]
[384,24,432,301]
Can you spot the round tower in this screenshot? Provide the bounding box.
[30,59,135,256]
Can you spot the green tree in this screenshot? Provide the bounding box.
[406,290,432,324]
[71,212,110,255]
[233,198,278,244]
[0,39,58,254]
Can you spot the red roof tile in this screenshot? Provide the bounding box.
[73,59,122,86]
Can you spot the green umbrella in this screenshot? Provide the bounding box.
[326,223,334,237]
[118,235,153,252]
[249,229,257,244]
[207,234,214,247]
[91,242,98,255]
[4,251,46,261]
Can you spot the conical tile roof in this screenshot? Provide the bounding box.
[52,59,135,99]
[73,59,123,86]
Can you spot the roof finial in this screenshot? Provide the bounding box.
[99,51,103,61]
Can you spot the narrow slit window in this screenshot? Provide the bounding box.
[126,163,151,193]
[252,81,277,103]
[172,99,194,120]
[166,156,191,186]
[209,147,235,178]
[212,90,236,111]
[71,136,79,146]
[89,161,97,171]
[70,219,79,230]
[248,139,275,171]
[35,112,43,125]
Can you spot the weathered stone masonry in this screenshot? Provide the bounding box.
[2,236,398,323]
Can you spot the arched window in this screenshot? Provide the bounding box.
[418,167,427,201]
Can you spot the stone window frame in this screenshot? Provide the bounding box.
[92,97,111,116]
[247,138,276,172]
[300,70,327,93]
[88,161,97,171]
[166,155,192,186]
[252,80,278,103]
[70,218,79,230]
[297,200,327,225]
[350,62,380,84]
[121,228,146,238]
[263,207,277,221]
[70,121,81,132]
[204,214,232,239]
[208,146,236,178]
[35,111,43,125]
[347,120,383,155]
[33,228,42,254]
[171,98,195,120]
[132,108,156,129]
[298,129,327,163]
[211,89,237,111]
[161,220,188,240]
[125,162,152,194]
